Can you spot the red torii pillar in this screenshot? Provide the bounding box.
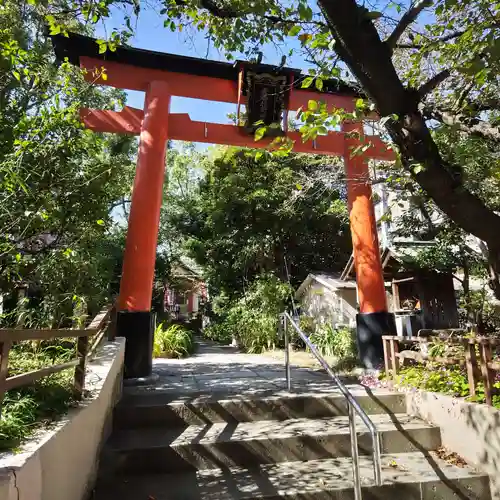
[116,81,170,379]
[343,122,394,367]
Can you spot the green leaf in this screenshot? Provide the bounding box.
[298,3,313,21]
[254,127,266,141]
[307,100,318,111]
[288,25,301,37]
[301,77,314,88]
[295,183,303,191]
[15,253,21,262]
[315,78,324,91]
[96,219,105,226]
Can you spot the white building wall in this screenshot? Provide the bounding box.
[301,282,356,328]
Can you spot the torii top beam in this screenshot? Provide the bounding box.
[51,33,393,160]
[51,32,361,112]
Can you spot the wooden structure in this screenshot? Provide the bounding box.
[391,271,458,329]
[342,242,459,330]
[0,306,115,416]
[51,32,397,373]
[383,333,500,405]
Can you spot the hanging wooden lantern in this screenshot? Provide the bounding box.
[235,61,300,137]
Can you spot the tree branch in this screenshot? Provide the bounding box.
[264,15,328,28]
[423,106,500,142]
[395,30,466,49]
[175,0,328,27]
[317,0,500,252]
[386,0,432,50]
[417,69,451,99]
[198,0,239,18]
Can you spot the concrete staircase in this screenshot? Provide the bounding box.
[92,385,491,499]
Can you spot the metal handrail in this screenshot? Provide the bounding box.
[281,312,382,499]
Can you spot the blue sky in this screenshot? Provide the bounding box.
[98,4,310,128]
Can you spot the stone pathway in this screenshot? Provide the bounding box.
[131,338,361,398]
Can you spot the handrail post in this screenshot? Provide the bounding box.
[282,311,382,491]
[372,431,382,486]
[74,335,89,399]
[348,403,362,499]
[284,314,291,391]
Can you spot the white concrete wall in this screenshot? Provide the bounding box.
[0,338,125,500]
[405,389,500,499]
[301,283,355,327]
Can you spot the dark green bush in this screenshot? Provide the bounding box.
[153,323,195,358]
[309,324,357,360]
[0,342,77,451]
[203,275,291,353]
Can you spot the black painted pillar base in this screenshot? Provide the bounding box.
[356,311,396,369]
[116,311,155,379]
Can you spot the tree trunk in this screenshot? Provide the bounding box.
[487,246,500,299]
[318,0,500,298]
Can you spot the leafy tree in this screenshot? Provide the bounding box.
[167,147,351,297]
[6,0,500,297]
[0,1,136,326]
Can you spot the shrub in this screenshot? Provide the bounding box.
[0,342,77,451]
[203,275,291,353]
[153,323,194,358]
[309,324,357,360]
[203,322,232,344]
[390,364,500,408]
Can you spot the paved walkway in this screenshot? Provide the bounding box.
[128,338,362,399]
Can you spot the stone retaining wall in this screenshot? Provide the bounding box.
[406,389,500,499]
[0,338,125,500]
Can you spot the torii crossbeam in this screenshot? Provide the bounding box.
[52,32,396,378]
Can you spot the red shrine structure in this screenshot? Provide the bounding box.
[51,33,396,378]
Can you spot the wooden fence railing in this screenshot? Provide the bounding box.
[382,333,500,405]
[0,305,116,416]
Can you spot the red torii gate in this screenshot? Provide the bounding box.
[52,33,395,379]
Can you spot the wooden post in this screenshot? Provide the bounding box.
[74,335,89,399]
[392,281,400,311]
[479,340,494,405]
[0,341,11,417]
[464,341,477,398]
[383,337,390,375]
[108,305,117,341]
[390,338,400,377]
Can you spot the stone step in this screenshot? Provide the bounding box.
[93,452,491,500]
[114,389,406,428]
[101,414,441,474]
